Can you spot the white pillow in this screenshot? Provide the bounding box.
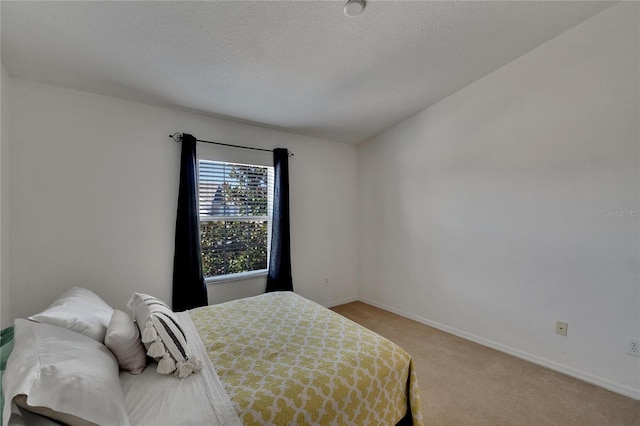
[29,287,113,342]
[2,319,130,426]
[127,292,200,378]
[105,309,147,374]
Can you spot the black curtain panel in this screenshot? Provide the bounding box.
[266,148,294,292]
[172,133,208,311]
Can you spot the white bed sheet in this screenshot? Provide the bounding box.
[120,311,241,426]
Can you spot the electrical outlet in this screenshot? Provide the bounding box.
[324,278,329,287]
[556,321,568,336]
[626,337,640,356]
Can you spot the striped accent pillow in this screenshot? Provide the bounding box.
[127,293,201,378]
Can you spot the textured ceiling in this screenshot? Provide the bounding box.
[1,1,615,144]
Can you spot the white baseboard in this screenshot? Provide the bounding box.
[324,296,359,308]
[358,297,640,401]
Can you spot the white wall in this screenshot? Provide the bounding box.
[6,78,358,321]
[358,2,639,398]
[1,64,10,329]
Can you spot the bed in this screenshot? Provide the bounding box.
[2,288,423,426]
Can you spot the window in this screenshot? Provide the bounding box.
[198,159,274,280]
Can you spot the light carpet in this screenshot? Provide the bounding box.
[331,302,640,426]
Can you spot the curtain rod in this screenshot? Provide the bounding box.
[169,132,293,157]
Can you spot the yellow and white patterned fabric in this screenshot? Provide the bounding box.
[190,292,424,426]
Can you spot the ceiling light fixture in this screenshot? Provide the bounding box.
[344,0,366,17]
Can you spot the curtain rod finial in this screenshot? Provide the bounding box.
[169,132,182,142]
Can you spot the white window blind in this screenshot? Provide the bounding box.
[198,159,274,279]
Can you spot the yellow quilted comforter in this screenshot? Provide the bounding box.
[190,292,423,426]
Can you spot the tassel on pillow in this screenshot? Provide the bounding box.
[157,352,176,374]
[174,361,191,379]
[187,356,202,374]
[141,318,157,343]
[174,356,202,378]
[147,337,165,358]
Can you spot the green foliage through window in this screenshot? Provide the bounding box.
[198,160,273,278]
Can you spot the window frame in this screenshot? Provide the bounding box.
[196,158,274,283]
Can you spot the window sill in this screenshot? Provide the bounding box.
[205,269,268,284]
